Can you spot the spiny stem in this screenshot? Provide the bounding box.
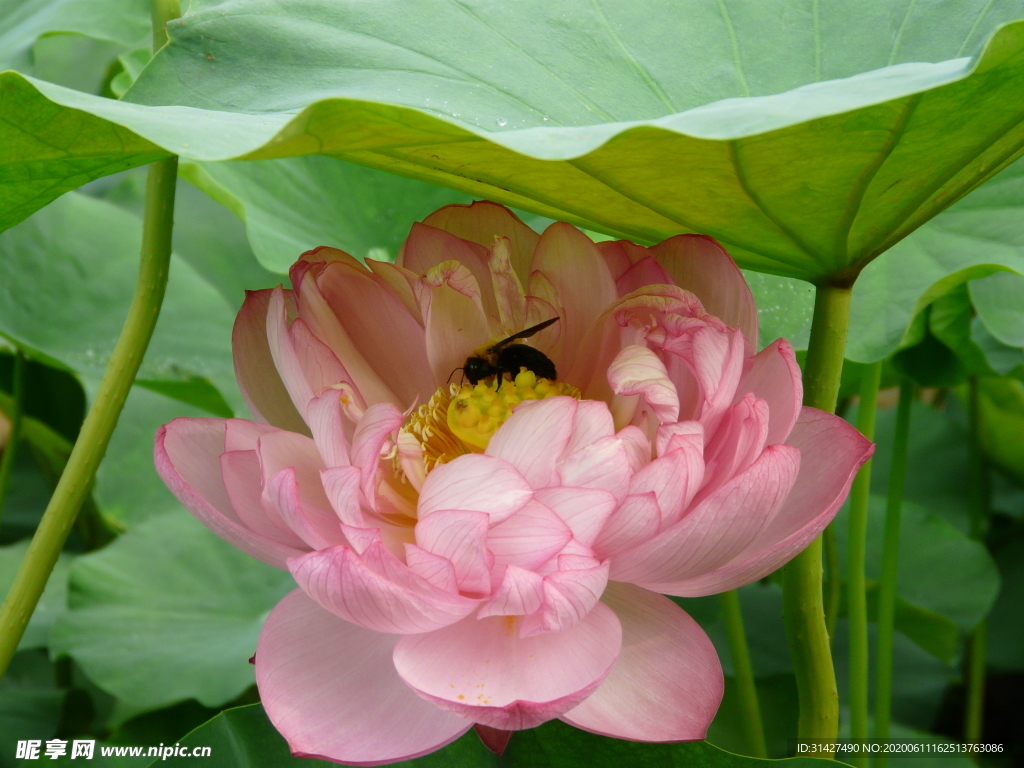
[0,348,26,528]
[783,282,851,746]
[963,377,988,745]
[873,378,913,767]
[720,589,768,758]
[846,360,883,768]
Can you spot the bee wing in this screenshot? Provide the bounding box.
[491,317,559,351]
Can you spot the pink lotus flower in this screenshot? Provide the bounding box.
[155,202,872,765]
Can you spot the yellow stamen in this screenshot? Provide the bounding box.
[447,369,580,450]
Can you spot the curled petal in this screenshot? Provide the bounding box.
[608,345,679,424]
[561,582,723,741]
[627,444,704,529]
[532,559,610,635]
[155,419,304,569]
[612,444,800,586]
[220,449,305,548]
[422,201,540,283]
[264,467,346,550]
[350,403,405,506]
[415,510,492,596]
[232,290,308,434]
[737,338,803,446]
[418,454,533,525]
[393,602,622,730]
[656,409,873,596]
[651,234,758,349]
[592,492,661,559]
[487,500,573,572]
[305,389,351,469]
[288,542,478,634]
[532,486,617,548]
[319,465,364,527]
[479,565,545,618]
[256,590,471,765]
[415,261,491,386]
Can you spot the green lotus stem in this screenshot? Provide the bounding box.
[720,590,768,758]
[0,158,177,677]
[846,360,883,768]
[822,525,840,640]
[783,282,851,745]
[963,377,988,745]
[873,378,913,766]
[0,348,27,528]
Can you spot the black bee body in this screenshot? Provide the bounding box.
[461,317,559,386]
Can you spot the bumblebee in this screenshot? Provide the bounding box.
[459,317,559,385]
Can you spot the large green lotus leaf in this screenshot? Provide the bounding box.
[0,0,148,73]
[846,156,1024,362]
[0,650,65,768]
[152,703,839,768]
[865,399,971,528]
[183,157,473,272]
[987,536,1024,671]
[50,511,294,710]
[3,0,1024,282]
[976,375,1024,483]
[833,495,999,638]
[969,270,1024,346]
[0,540,72,651]
[0,191,235,390]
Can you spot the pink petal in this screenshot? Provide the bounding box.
[315,261,435,406]
[608,345,680,424]
[487,499,574,571]
[320,465,365,527]
[232,290,308,434]
[737,338,803,446]
[611,444,800,587]
[293,268,400,408]
[655,421,703,458]
[614,255,674,297]
[657,409,873,596]
[626,444,705,529]
[415,510,493,596]
[288,542,479,634]
[404,544,459,593]
[532,487,617,548]
[479,565,545,618]
[558,436,633,500]
[668,324,746,435]
[350,403,405,506]
[392,602,622,730]
[534,560,610,634]
[220,450,306,548]
[592,492,662,559]
[699,394,770,500]
[564,400,616,457]
[485,237,529,333]
[305,389,351,468]
[651,235,758,349]
[417,454,533,525]
[256,590,471,765]
[415,262,491,386]
[399,223,497,321]
[264,467,346,550]
[155,419,305,569]
[421,201,540,283]
[617,425,652,473]
[365,258,423,324]
[266,288,348,420]
[256,430,332,510]
[486,397,577,488]
[530,223,618,372]
[224,418,278,452]
[561,582,723,741]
